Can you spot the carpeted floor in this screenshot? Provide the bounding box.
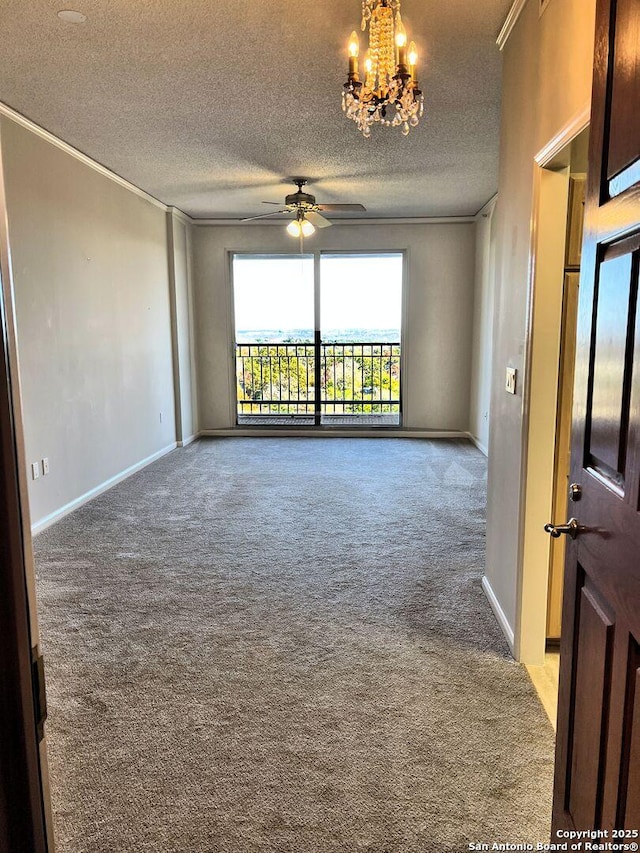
[34,438,555,853]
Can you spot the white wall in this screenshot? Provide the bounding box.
[469,197,497,454]
[191,222,476,431]
[1,116,178,529]
[484,0,596,656]
[167,210,198,444]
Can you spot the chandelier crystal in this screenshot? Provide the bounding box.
[342,0,423,137]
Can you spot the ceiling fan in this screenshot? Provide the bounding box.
[241,179,366,236]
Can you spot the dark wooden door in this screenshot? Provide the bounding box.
[552,0,640,834]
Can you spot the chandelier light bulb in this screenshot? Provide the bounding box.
[364,51,373,75]
[348,31,359,77]
[300,219,316,237]
[408,41,418,67]
[395,17,407,66]
[286,219,302,237]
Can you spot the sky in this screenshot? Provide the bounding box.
[233,254,403,335]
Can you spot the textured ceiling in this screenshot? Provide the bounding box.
[0,1,513,219]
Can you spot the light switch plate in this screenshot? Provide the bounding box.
[505,367,517,395]
[31,462,40,480]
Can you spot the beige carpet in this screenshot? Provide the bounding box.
[34,438,555,853]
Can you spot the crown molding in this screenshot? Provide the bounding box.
[0,102,477,226]
[534,106,591,166]
[496,0,528,51]
[474,193,498,220]
[190,215,476,227]
[166,206,194,226]
[0,101,191,217]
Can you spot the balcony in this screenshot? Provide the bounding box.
[236,342,401,427]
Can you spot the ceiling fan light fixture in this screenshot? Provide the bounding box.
[240,180,366,227]
[286,219,302,237]
[286,212,316,239]
[342,0,424,137]
[300,218,316,237]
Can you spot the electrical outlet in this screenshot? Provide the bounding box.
[31,462,40,480]
[42,457,50,476]
[505,367,517,395]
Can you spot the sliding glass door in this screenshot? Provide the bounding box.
[232,252,403,426]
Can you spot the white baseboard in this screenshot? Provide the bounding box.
[199,428,471,440]
[467,433,488,456]
[32,442,177,535]
[177,433,199,448]
[482,575,515,656]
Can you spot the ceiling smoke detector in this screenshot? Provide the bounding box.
[57,10,87,23]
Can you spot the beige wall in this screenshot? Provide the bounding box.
[485,0,596,654]
[167,210,198,444]
[1,116,177,529]
[469,197,497,454]
[191,222,476,431]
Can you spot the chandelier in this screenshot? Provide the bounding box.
[342,0,423,137]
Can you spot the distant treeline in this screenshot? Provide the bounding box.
[236,328,401,343]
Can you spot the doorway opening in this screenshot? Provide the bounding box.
[520,126,589,727]
[232,252,403,427]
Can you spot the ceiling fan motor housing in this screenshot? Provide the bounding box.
[285,189,317,210]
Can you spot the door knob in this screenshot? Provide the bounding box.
[544,518,580,539]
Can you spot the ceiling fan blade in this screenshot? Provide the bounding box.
[240,209,288,222]
[317,203,367,212]
[306,211,332,229]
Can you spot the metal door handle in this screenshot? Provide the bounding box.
[544,518,580,539]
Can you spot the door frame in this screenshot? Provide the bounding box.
[0,122,52,851]
[515,108,590,665]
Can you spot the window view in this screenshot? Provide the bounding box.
[232,253,403,426]
[320,254,402,425]
[234,255,315,419]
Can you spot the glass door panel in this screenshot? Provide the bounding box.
[320,254,403,426]
[233,255,315,423]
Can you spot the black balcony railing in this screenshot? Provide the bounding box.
[236,343,316,415]
[321,343,401,414]
[236,342,401,422]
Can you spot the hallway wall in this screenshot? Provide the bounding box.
[484,0,597,654]
[191,222,476,432]
[1,116,178,530]
[167,209,198,445]
[469,197,497,454]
